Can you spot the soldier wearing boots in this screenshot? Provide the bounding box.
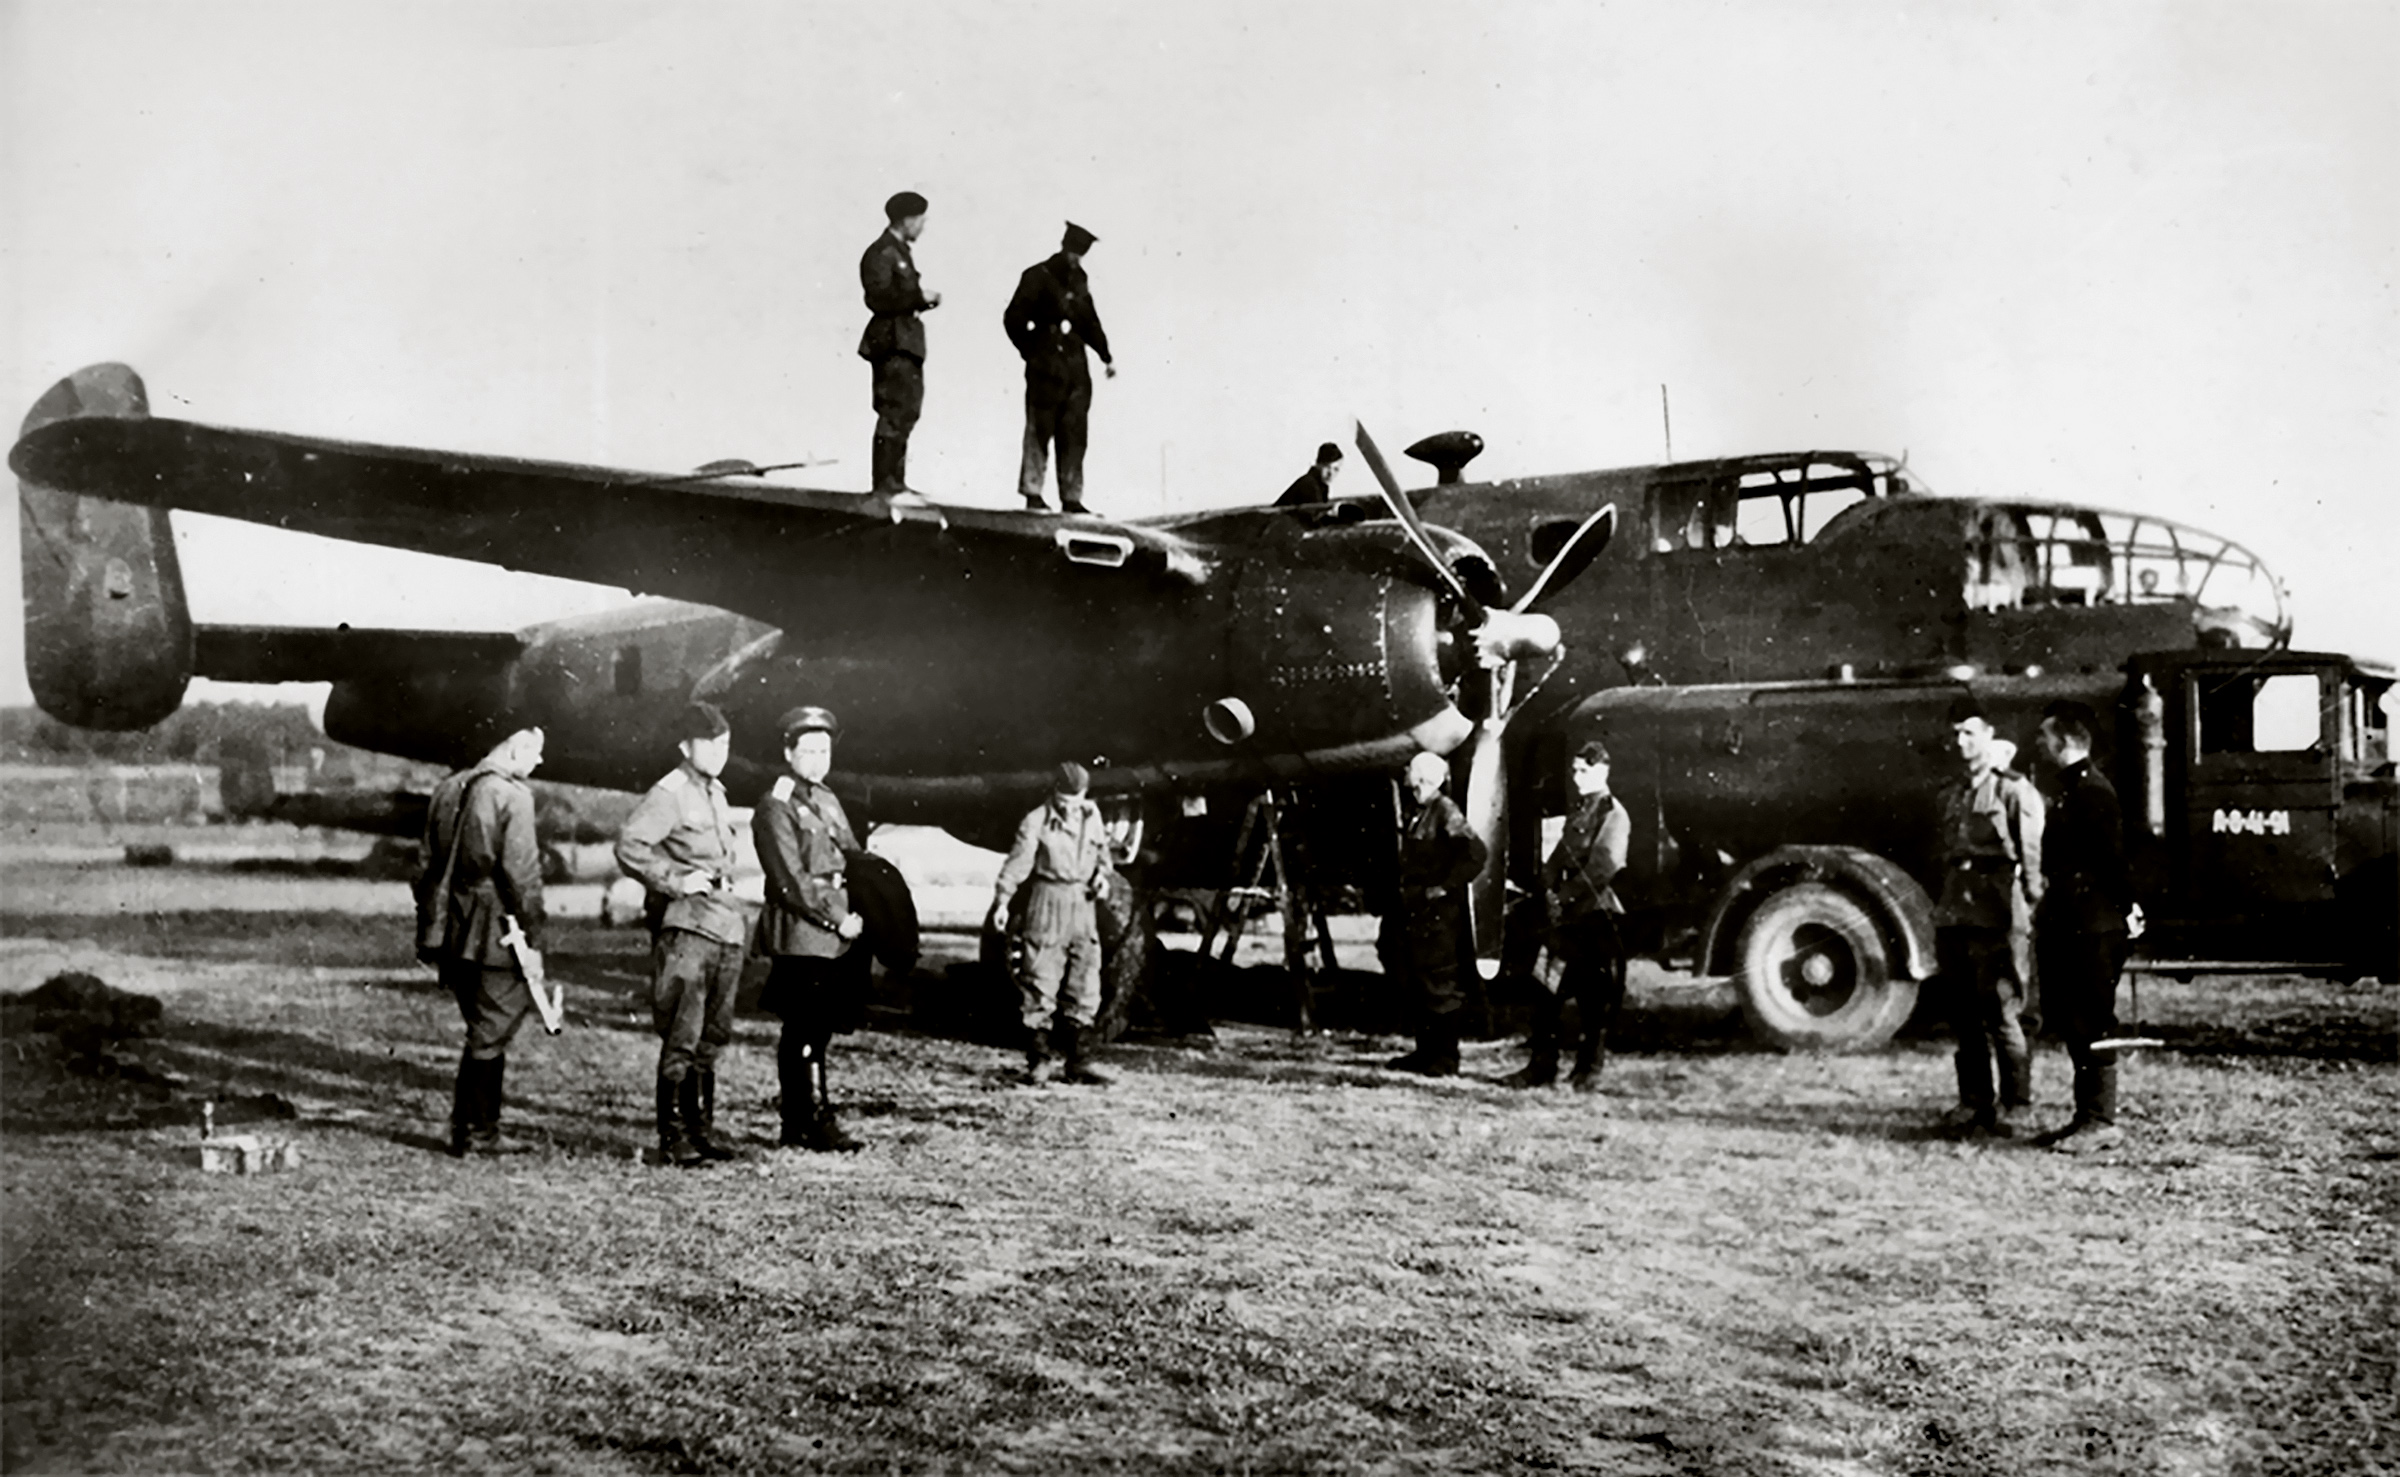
[859,190,941,497]
[417,722,548,1157]
[1504,740,1629,1094]
[753,706,870,1153]
[988,762,1115,1086]
[1381,751,1488,1077]
[1004,221,1114,512]
[1930,695,2046,1139]
[616,703,749,1166]
[2030,700,2135,1155]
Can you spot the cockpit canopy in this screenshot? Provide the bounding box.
[1965,503,2289,648]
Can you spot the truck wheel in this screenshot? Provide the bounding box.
[1734,882,1915,1051]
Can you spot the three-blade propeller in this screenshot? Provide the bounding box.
[1354,420,1616,978]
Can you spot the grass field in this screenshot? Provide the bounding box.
[2,901,2394,1475]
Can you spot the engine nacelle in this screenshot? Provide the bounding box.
[16,365,193,730]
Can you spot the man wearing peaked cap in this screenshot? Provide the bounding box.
[1931,692,2047,1140]
[1004,221,1116,513]
[859,191,942,497]
[753,705,871,1152]
[615,701,748,1166]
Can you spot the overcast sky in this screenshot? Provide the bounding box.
[5,0,2395,709]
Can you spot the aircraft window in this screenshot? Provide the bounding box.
[1734,491,1791,547]
[2343,677,2392,765]
[1528,518,1583,567]
[1651,459,1895,554]
[2198,671,2324,755]
[1975,505,2288,644]
[614,645,642,696]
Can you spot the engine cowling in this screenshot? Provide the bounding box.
[16,365,193,731]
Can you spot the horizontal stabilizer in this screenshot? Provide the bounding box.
[195,625,526,686]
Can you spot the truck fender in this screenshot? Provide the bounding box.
[1700,845,1937,983]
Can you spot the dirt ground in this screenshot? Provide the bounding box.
[2,850,2394,1474]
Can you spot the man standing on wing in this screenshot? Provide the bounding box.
[417,721,548,1157]
[753,705,870,1153]
[616,702,748,1166]
[988,762,1115,1086]
[859,190,941,498]
[1004,221,1115,513]
[1931,695,2046,1138]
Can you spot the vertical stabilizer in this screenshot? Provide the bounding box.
[16,364,194,729]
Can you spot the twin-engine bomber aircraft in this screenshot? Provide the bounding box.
[12,363,1612,973]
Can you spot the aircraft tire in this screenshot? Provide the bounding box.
[1733,882,1915,1052]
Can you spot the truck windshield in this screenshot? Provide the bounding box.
[1966,505,2290,646]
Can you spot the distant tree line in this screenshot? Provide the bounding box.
[0,703,358,767]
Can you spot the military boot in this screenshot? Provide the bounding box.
[688,1067,739,1162]
[446,1048,476,1158]
[1565,1034,1606,1095]
[778,1038,817,1148]
[2052,1058,2124,1155]
[1500,1046,1558,1090]
[808,1054,864,1152]
[1019,1030,1058,1087]
[657,1076,702,1167]
[468,1056,531,1156]
[871,432,907,495]
[1058,1024,1112,1087]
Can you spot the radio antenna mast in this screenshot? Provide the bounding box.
[1660,384,1673,462]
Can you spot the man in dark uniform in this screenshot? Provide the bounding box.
[1504,740,1630,1093]
[859,190,942,497]
[1274,443,1345,507]
[988,762,1114,1086]
[1931,694,2046,1138]
[2031,699,2136,1154]
[753,705,869,1153]
[1382,750,1489,1077]
[615,702,748,1166]
[1004,221,1115,513]
[417,722,548,1157]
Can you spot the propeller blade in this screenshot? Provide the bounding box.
[1354,420,1478,614]
[1512,504,1616,614]
[1460,715,1509,981]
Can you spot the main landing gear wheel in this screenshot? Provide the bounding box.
[1734,882,1915,1051]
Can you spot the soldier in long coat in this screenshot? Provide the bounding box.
[416,722,547,1157]
[1004,221,1114,512]
[752,706,870,1152]
[615,702,747,1166]
[1381,751,1489,1077]
[859,190,941,495]
[2031,699,2136,1154]
[1932,695,2047,1137]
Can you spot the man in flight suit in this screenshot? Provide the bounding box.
[753,705,869,1153]
[1504,740,1630,1093]
[1382,750,1489,1077]
[616,702,748,1166]
[417,722,548,1157]
[988,762,1115,1086]
[1004,221,1115,513]
[1932,695,2046,1138]
[2031,699,2136,1154]
[859,190,941,497]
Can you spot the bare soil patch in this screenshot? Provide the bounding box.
[2,907,2393,1474]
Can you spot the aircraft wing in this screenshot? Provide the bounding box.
[11,370,1214,639]
[194,625,527,685]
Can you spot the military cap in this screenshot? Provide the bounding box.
[679,701,731,741]
[1316,442,1344,465]
[884,190,929,221]
[1062,221,1098,253]
[2041,698,2100,741]
[1053,760,1091,796]
[472,713,542,753]
[1945,693,1988,727]
[779,705,839,745]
